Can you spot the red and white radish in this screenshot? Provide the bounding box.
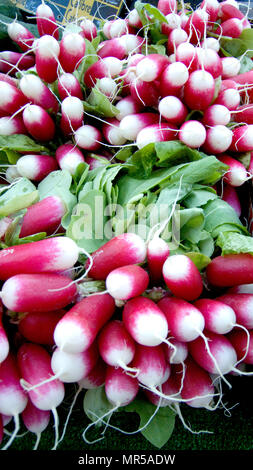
[122,296,169,347]
[105,264,149,300]
[16,154,58,181]
[53,293,115,353]
[1,273,78,312]
[23,104,56,142]
[59,33,86,73]
[18,309,66,345]
[22,399,50,450]
[51,341,99,383]
[55,143,85,175]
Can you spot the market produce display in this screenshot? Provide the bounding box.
[1,0,253,451]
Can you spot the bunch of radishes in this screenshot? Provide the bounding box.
[0,230,253,449]
[0,0,253,450]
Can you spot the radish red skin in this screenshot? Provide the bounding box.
[131,343,168,388]
[105,366,139,406]
[22,399,50,435]
[206,254,253,287]
[98,320,136,367]
[17,343,65,411]
[85,233,147,280]
[1,273,78,313]
[53,293,116,354]
[179,358,215,408]
[0,353,28,417]
[162,254,203,300]
[0,237,79,280]
[158,297,205,342]
[106,264,149,300]
[19,195,66,238]
[18,310,66,345]
[227,329,253,364]
[216,293,253,330]
[122,296,169,347]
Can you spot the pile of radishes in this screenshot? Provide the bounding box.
[0,0,253,450]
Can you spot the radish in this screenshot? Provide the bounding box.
[97,38,127,60]
[167,28,188,55]
[84,57,123,89]
[105,264,149,300]
[227,284,253,294]
[163,338,188,364]
[22,399,50,450]
[202,104,231,126]
[202,125,233,154]
[19,195,66,237]
[35,34,60,83]
[53,293,115,353]
[136,123,178,149]
[193,298,239,334]
[0,81,27,115]
[180,357,215,408]
[230,125,253,152]
[36,2,59,39]
[119,112,159,141]
[104,366,139,407]
[0,236,80,280]
[144,371,181,407]
[79,18,97,41]
[184,9,209,45]
[188,330,238,376]
[115,95,143,121]
[214,87,240,110]
[183,70,215,111]
[98,320,137,373]
[160,61,189,97]
[218,154,248,186]
[127,9,143,29]
[217,293,253,330]
[221,57,241,79]
[147,237,170,284]
[57,73,83,100]
[130,79,160,107]
[0,300,9,364]
[0,116,27,136]
[96,77,118,98]
[82,365,139,444]
[19,74,59,113]
[201,37,220,52]
[206,254,253,287]
[195,47,222,79]
[162,254,203,300]
[158,297,205,342]
[218,1,244,22]
[175,42,197,73]
[7,20,35,52]
[201,0,220,23]
[1,273,78,312]
[17,343,65,449]
[0,72,18,87]
[74,124,102,151]
[22,104,56,142]
[55,143,85,175]
[221,184,241,216]
[158,95,188,125]
[179,120,207,149]
[59,33,86,73]
[227,329,253,365]
[51,341,99,383]
[18,309,66,345]
[135,54,169,82]
[232,104,253,125]
[78,358,106,389]
[102,118,127,146]
[122,296,169,347]
[158,0,177,15]
[16,154,58,181]
[0,51,35,74]
[85,233,147,280]
[219,18,243,38]
[60,96,84,136]
[162,13,182,36]
[130,344,168,388]
[0,353,28,450]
